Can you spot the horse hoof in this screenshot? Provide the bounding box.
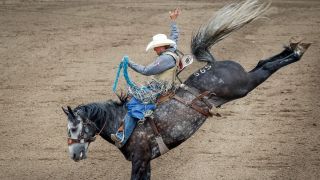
[288,36,311,57]
[294,42,311,57]
[289,36,304,50]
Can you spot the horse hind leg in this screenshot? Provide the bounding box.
[261,42,311,73]
[247,42,311,91]
[249,47,293,72]
[250,38,310,72]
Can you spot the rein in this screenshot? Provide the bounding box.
[94,118,108,137]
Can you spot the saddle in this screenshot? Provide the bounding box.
[157,84,219,117]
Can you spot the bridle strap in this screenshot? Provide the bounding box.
[67,118,108,146]
[83,118,108,142]
[67,137,96,145]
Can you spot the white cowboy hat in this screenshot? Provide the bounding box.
[146,34,176,52]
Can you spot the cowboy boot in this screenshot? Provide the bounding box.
[111,114,137,148]
[111,130,124,148]
[111,121,124,146]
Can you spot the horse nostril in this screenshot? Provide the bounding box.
[73,153,76,159]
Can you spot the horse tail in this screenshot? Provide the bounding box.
[191,0,270,62]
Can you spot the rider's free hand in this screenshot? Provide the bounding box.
[169,8,181,21]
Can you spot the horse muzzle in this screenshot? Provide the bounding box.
[68,142,88,162]
[72,150,87,162]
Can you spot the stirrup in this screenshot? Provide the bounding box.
[111,134,124,148]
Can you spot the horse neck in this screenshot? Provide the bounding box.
[85,101,126,143]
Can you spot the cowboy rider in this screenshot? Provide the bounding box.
[111,8,181,147]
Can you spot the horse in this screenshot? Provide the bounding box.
[62,0,310,179]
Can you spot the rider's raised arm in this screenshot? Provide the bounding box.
[128,56,176,76]
[169,22,179,50]
[169,8,180,50]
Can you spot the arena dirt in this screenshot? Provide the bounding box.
[0,0,319,179]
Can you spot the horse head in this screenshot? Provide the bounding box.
[62,106,97,162]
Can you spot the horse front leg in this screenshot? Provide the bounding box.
[131,160,151,180]
[129,131,152,180]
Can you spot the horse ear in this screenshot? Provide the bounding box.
[67,106,76,119]
[62,107,69,116]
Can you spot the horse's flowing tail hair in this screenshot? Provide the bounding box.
[191,0,270,62]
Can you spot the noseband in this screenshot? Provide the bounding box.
[67,117,107,146]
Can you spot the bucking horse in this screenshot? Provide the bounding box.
[62,0,311,179]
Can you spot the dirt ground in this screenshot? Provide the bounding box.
[0,0,319,179]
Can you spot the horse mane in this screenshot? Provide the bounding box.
[73,94,127,122]
[114,91,128,105]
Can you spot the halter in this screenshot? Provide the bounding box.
[67,115,108,146]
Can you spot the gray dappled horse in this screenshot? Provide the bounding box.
[62,0,310,179]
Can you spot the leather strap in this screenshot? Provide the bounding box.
[157,85,216,118]
[183,86,215,109]
[148,118,169,155]
[191,91,213,109]
[67,137,96,145]
[156,91,175,105]
[172,95,212,117]
[149,118,160,136]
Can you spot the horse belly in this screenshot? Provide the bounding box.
[186,61,249,98]
[154,100,207,148]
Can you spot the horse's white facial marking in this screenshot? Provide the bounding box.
[67,115,90,161]
[68,120,83,140]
